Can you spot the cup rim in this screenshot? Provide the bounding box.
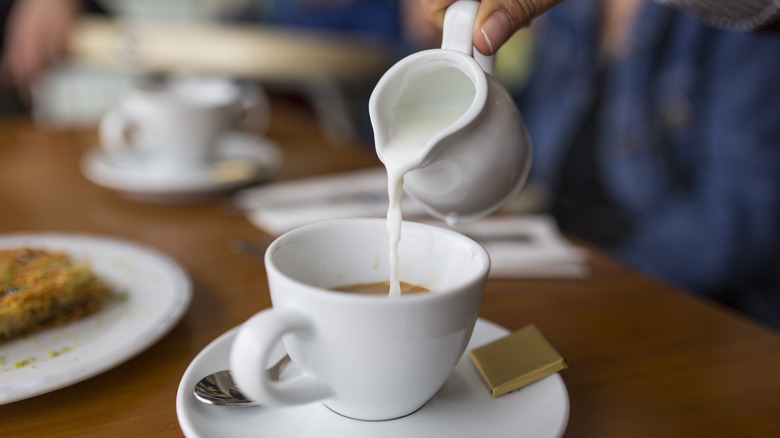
[264,218,490,304]
[123,80,242,111]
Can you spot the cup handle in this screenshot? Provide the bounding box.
[99,108,135,156]
[230,308,331,405]
[442,0,495,75]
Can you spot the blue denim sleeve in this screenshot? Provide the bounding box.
[613,30,780,296]
[657,0,780,31]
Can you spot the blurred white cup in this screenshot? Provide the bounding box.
[99,75,265,173]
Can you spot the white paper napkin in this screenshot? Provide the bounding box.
[234,168,588,278]
[234,167,427,235]
[422,216,589,278]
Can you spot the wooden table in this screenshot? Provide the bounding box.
[2,101,779,437]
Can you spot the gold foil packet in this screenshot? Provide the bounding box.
[469,324,568,398]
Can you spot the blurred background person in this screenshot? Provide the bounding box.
[419,0,780,57]
[0,0,106,113]
[420,0,780,329]
[520,0,780,330]
[0,0,435,138]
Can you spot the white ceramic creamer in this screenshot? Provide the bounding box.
[369,0,532,224]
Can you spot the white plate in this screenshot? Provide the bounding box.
[176,318,569,438]
[81,131,282,203]
[0,232,192,404]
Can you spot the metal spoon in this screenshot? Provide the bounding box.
[194,354,291,407]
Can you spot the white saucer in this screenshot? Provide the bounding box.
[81,131,282,203]
[176,318,569,438]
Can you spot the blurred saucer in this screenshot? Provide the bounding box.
[81,131,282,203]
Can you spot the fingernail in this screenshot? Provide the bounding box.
[480,10,513,55]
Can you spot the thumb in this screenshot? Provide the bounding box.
[472,0,562,55]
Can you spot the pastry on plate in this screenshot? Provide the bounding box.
[0,248,113,342]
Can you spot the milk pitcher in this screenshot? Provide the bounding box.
[369,0,531,223]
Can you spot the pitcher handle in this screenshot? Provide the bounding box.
[442,0,495,75]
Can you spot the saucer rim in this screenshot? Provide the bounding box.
[81,130,282,197]
[176,318,570,438]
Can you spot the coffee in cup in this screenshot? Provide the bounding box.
[331,280,431,295]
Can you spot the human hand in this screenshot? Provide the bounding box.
[1,0,82,95]
[420,0,563,54]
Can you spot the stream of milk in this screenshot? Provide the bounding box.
[380,108,465,297]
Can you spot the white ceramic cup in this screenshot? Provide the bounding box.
[229,218,490,421]
[99,76,260,173]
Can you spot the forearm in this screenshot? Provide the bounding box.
[0,0,107,90]
[657,0,780,30]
